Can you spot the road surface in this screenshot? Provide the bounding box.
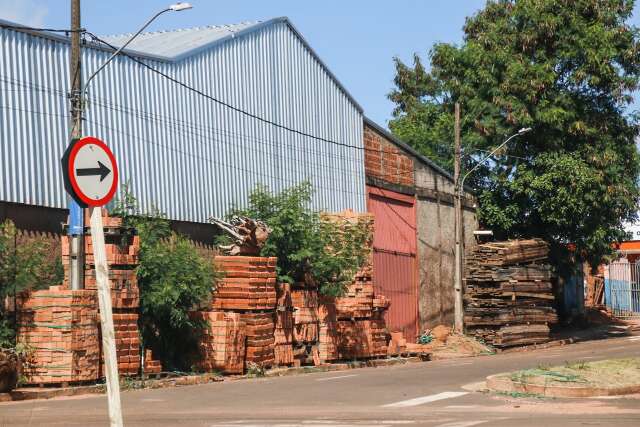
[2,334,640,426]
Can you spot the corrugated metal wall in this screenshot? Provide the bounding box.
[367,186,419,342]
[0,22,365,223]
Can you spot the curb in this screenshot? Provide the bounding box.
[486,373,640,398]
[0,356,430,403]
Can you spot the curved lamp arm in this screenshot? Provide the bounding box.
[82,3,192,101]
[460,127,532,190]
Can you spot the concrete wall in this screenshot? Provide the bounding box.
[415,164,477,329]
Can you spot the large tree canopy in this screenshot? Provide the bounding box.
[389,0,640,266]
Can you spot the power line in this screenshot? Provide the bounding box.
[85,32,453,162]
[0,23,83,33]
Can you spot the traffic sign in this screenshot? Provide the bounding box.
[62,137,118,207]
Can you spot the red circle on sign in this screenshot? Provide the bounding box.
[67,136,119,207]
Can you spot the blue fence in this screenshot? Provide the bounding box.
[605,262,640,318]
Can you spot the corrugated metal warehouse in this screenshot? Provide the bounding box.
[0,17,365,223]
[1,16,478,332]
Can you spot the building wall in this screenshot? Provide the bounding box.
[415,166,477,329]
[363,122,478,331]
[0,21,365,225]
[363,125,414,188]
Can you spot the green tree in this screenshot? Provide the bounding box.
[388,0,640,266]
[112,187,217,370]
[229,183,371,296]
[0,220,63,347]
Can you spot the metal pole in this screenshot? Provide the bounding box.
[453,102,464,333]
[68,0,84,290]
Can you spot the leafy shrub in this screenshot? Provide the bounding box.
[0,220,63,347]
[112,186,218,371]
[229,182,371,296]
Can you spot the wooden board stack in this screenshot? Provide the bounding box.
[192,311,246,374]
[464,239,558,347]
[17,287,100,384]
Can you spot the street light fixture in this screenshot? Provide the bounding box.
[453,126,532,333]
[83,3,193,100]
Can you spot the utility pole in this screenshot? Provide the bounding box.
[68,0,84,290]
[453,102,464,333]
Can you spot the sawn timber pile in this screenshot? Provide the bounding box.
[464,239,558,348]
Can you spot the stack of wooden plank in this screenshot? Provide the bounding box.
[17,287,100,384]
[212,257,277,310]
[191,311,246,374]
[464,239,558,347]
[274,283,294,366]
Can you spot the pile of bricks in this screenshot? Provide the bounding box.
[291,289,319,345]
[61,210,162,378]
[198,256,278,371]
[317,267,390,363]
[273,283,294,366]
[332,266,374,319]
[191,311,246,374]
[242,312,276,367]
[17,287,100,385]
[107,313,140,376]
[143,349,162,375]
[212,257,277,310]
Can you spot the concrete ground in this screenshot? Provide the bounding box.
[2,335,640,426]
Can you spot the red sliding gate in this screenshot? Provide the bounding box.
[367,186,419,342]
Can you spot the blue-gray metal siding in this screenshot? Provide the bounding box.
[0,21,365,222]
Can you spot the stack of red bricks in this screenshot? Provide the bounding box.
[191,311,246,374]
[17,287,100,384]
[318,266,390,363]
[273,283,294,366]
[61,210,162,378]
[205,256,278,370]
[143,349,162,375]
[212,257,277,310]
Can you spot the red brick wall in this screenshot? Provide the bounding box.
[363,124,414,187]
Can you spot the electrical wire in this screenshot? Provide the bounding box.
[0,23,83,33]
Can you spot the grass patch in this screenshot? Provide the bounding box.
[500,358,640,388]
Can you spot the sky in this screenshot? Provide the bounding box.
[2,0,640,127]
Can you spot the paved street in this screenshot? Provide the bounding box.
[2,335,640,426]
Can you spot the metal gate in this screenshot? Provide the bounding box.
[367,186,419,342]
[605,261,640,319]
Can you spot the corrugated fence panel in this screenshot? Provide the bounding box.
[0,21,365,223]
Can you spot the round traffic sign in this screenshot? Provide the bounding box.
[62,137,118,207]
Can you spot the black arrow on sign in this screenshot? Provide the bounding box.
[76,161,111,182]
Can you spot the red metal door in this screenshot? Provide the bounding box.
[367,186,419,342]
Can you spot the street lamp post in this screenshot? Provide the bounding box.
[453,127,532,333]
[68,4,193,426]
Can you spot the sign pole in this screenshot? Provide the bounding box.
[62,136,121,426]
[90,206,123,427]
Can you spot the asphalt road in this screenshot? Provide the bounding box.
[2,335,640,427]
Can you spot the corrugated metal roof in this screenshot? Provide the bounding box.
[101,21,261,59]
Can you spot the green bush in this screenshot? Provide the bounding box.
[0,220,63,348]
[229,182,370,296]
[112,186,218,371]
